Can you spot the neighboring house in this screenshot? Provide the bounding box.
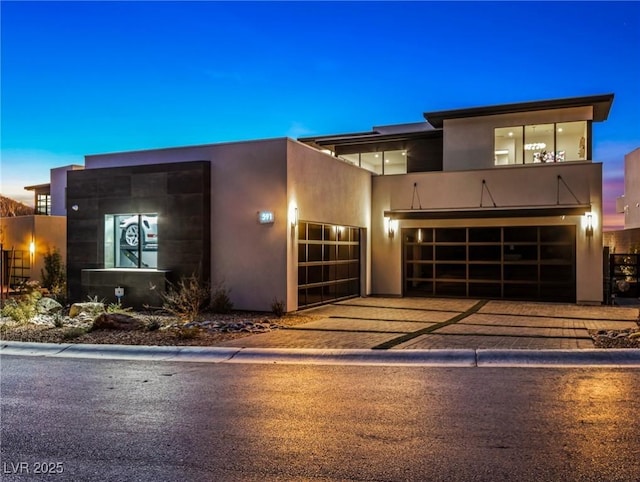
[0,210,66,293]
[605,148,640,253]
[604,148,640,300]
[615,148,640,230]
[57,93,612,310]
[0,166,81,293]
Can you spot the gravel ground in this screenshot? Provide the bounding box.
[0,311,319,346]
[2,308,638,348]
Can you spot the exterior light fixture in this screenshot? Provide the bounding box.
[387,218,398,239]
[290,206,299,227]
[584,212,594,237]
[29,241,35,255]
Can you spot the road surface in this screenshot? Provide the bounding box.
[2,355,639,481]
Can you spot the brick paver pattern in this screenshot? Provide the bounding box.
[218,297,639,350]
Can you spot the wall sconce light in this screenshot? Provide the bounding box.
[290,206,299,227]
[29,241,35,255]
[584,212,594,237]
[387,218,398,239]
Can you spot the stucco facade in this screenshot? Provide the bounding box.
[616,148,640,229]
[49,93,614,309]
[0,215,66,290]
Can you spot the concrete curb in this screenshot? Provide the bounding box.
[2,341,640,367]
[477,349,640,367]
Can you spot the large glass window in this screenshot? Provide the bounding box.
[360,152,383,174]
[525,124,554,164]
[339,149,407,175]
[105,214,158,268]
[495,121,587,165]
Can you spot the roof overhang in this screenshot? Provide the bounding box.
[423,93,614,128]
[306,129,443,149]
[24,183,51,192]
[384,204,592,220]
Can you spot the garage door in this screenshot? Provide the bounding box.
[298,222,361,308]
[404,226,576,302]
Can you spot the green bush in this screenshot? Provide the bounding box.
[1,289,42,324]
[107,301,132,314]
[41,248,67,302]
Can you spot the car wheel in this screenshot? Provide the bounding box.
[122,224,139,247]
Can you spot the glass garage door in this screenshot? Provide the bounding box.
[298,222,361,308]
[404,226,576,302]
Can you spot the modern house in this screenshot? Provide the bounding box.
[50,93,613,310]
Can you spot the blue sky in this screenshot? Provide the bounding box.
[1,1,639,229]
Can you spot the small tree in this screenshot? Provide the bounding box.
[41,248,66,300]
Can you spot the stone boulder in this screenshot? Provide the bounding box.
[92,313,144,331]
[36,297,63,314]
[69,302,104,318]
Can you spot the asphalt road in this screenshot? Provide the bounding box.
[1,356,639,481]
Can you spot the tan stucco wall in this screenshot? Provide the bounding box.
[622,148,640,229]
[209,139,289,311]
[371,162,603,303]
[0,215,67,285]
[443,106,593,171]
[86,139,373,312]
[50,165,84,216]
[85,139,290,311]
[286,140,372,311]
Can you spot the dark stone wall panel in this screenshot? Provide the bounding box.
[132,172,167,198]
[67,160,211,305]
[98,176,131,197]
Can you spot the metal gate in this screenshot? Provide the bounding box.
[609,253,639,301]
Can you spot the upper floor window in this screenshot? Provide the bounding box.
[339,149,407,175]
[495,121,587,166]
[35,193,51,215]
[104,213,158,269]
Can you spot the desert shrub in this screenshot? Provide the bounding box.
[176,326,200,339]
[53,313,65,328]
[210,282,233,314]
[271,298,286,317]
[1,288,42,324]
[145,318,162,331]
[160,274,210,322]
[62,327,87,340]
[107,301,133,314]
[41,248,67,302]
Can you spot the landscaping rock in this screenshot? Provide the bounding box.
[36,297,63,314]
[69,302,104,318]
[92,313,144,331]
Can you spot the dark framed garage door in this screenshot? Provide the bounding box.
[404,226,576,302]
[298,222,361,308]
